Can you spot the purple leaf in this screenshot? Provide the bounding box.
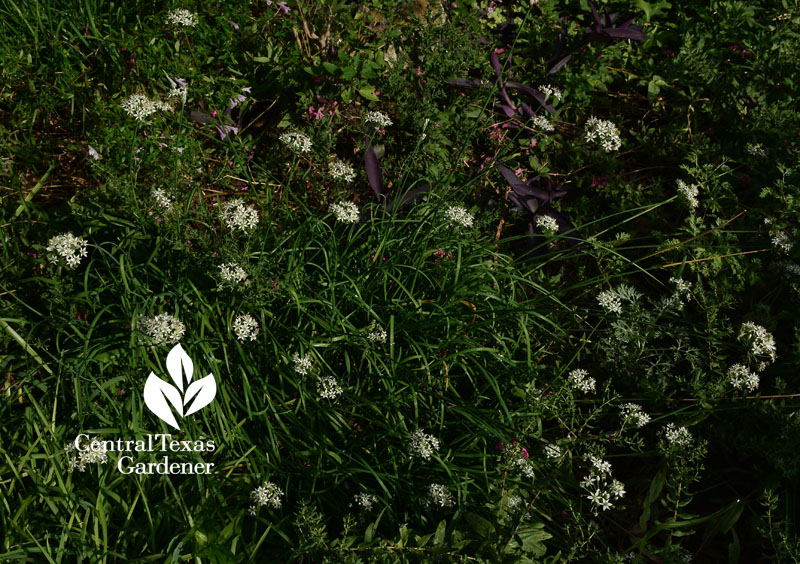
[365,137,386,201]
[548,208,582,245]
[188,110,213,124]
[497,163,523,186]
[603,27,649,40]
[505,81,556,115]
[386,184,431,213]
[449,78,488,88]
[547,55,572,76]
[490,51,504,86]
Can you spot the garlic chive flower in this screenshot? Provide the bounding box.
[531,114,555,132]
[292,353,313,375]
[152,188,173,210]
[568,368,596,393]
[352,492,378,511]
[540,84,563,101]
[728,363,759,392]
[365,110,393,129]
[366,324,387,343]
[425,483,456,508]
[584,116,621,152]
[317,375,343,400]
[121,93,171,121]
[544,443,562,459]
[330,201,360,223]
[65,435,109,472]
[444,205,474,228]
[233,313,260,342]
[218,262,249,287]
[663,423,693,448]
[166,9,198,27]
[46,233,88,269]
[745,143,766,157]
[619,403,650,428]
[409,429,440,461]
[771,231,793,252]
[676,179,700,210]
[220,200,259,233]
[138,313,185,346]
[536,214,559,235]
[597,289,623,314]
[739,321,777,363]
[249,481,283,514]
[329,160,356,183]
[279,131,313,153]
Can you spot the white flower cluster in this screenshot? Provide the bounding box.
[329,160,356,183]
[531,114,554,132]
[120,93,171,121]
[502,442,535,478]
[663,423,693,448]
[536,214,559,235]
[745,143,766,157]
[317,375,343,400]
[540,85,563,101]
[167,85,188,105]
[506,493,523,511]
[581,454,625,512]
[138,313,185,345]
[676,179,699,210]
[233,313,260,342]
[47,232,88,269]
[279,131,313,153]
[444,205,474,228]
[218,262,249,287]
[728,363,759,392]
[292,352,313,375]
[249,481,283,514]
[166,9,198,27]
[781,262,800,277]
[569,368,596,393]
[739,321,777,363]
[152,188,173,210]
[597,289,623,314]
[409,429,440,461]
[425,483,456,508]
[619,403,650,428]
[366,324,387,343]
[771,231,793,252]
[669,277,692,302]
[544,443,562,459]
[220,200,259,233]
[365,110,393,129]
[584,116,622,152]
[352,492,378,511]
[330,201,359,223]
[65,436,109,472]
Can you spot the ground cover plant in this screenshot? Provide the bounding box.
[1,0,800,562]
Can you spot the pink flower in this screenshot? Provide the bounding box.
[308,106,324,120]
[228,21,239,30]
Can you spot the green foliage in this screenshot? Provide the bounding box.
[1,0,799,562]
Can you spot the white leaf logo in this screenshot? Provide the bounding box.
[144,343,216,430]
